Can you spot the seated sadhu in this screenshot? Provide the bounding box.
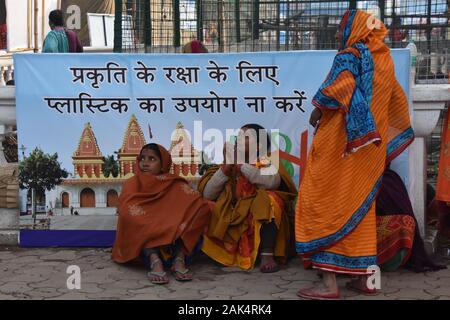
[198,124,297,272]
[112,143,211,285]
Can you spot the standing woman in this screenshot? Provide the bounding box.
[295,10,414,299]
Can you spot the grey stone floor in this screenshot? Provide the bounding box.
[0,247,450,300]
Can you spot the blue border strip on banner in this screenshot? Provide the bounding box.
[19,230,116,248]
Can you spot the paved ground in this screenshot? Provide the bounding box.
[0,247,450,300]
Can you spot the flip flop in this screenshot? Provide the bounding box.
[148,257,169,285]
[173,268,193,282]
[345,281,378,295]
[297,287,340,300]
[147,270,169,285]
[172,257,193,282]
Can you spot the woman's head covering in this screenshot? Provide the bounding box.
[138,143,172,174]
[313,10,392,154]
[182,40,208,53]
[339,9,388,50]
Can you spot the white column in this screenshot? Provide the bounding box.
[0,66,6,86]
[96,186,107,208]
[410,104,446,237]
[0,87,16,166]
[0,78,18,245]
[72,187,80,208]
[5,66,13,83]
[409,136,428,237]
[0,124,14,165]
[0,126,7,165]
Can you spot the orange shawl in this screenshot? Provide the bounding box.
[436,110,450,201]
[112,144,211,263]
[295,10,413,274]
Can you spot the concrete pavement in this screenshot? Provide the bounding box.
[0,247,449,300]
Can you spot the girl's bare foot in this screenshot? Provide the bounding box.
[173,254,193,281]
[148,253,169,284]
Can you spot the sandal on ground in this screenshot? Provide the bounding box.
[147,258,169,285]
[297,287,340,300]
[345,280,378,295]
[259,253,281,273]
[172,257,193,282]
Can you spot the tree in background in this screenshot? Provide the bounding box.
[18,148,68,224]
[102,155,119,178]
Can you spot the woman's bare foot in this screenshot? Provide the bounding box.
[345,276,378,295]
[297,272,339,300]
[260,253,280,273]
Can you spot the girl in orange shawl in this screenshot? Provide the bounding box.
[295,10,414,299]
[112,143,211,284]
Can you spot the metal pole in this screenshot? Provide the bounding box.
[426,0,432,54]
[144,0,152,52]
[34,0,39,52]
[27,0,31,49]
[252,0,260,40]
[173,0,181,48]
[378,0,385,23]
[31,188,36,227]
[218,0,225,52]
[294,0,299,49]
[235,0,241,43]
[114,0,123,52]
[41,0,45,48]
[276,0,280,51]
[284,0,289,51]
[196,0,203,41]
